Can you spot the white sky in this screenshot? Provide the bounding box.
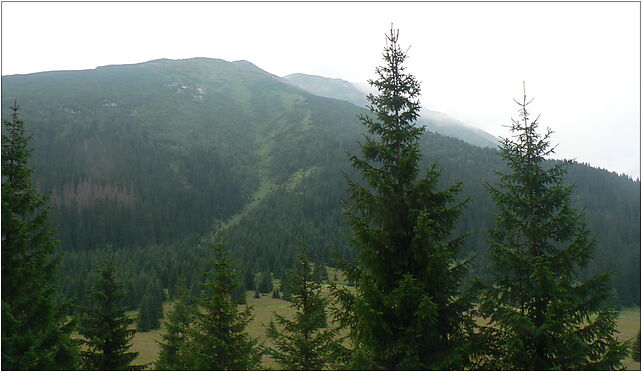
[2,2,640,179]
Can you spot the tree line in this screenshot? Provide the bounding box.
[2,27,637,370]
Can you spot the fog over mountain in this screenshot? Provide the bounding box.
[3,2,638,178]
[285,73,499,149]
[285,73,369,107]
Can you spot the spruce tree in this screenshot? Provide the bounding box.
[280,273,293,302]
[156,283,194,370]
[266,243,338,370]
[477,84,629,370]
[233,282,248,304]
[633,330,641,363]
[137,277,163,332]
[313,262,329,282]
[183,237,261,370]
[1,103,79,370]
[137,294,161,332]
[79,252,142,370]
[331,27,475,370]
[255,271,273,294]
[271,288,281,299]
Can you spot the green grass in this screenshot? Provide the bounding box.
[132,297,641,370]
[131,328,163,367]
[617,307,641,370]
[130,293,296,369]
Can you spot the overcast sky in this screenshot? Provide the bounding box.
[2,2,640,179]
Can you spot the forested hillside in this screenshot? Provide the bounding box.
[2,57,639,309]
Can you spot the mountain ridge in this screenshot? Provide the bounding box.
[284,71,498,148]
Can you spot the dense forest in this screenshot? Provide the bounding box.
[2,56,638,312]
[2,25,639,370]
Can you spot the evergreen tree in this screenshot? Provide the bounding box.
[156,283,194,371]
[137,277,163,332]
[137,294,161,332]
[183,237,261,370]
[233,283,248,304]
[79,252,142,370]
[632,330,641,363]
[243,269,256,291]
[255,271,273,294]
[280,273,293,302]
[266,243,338,370]
[1,103,79,370]
[272,288,281,299]
[313,262,328,282]
[330,27,475,370]
[477,84,629,370]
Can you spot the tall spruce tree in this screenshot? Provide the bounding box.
[331,27,475,370]
[79,252,142,370]
[255,271,274,294]
[266,243,338,370]
[156,283,194,370]
[1,103,79,370]
[137,277,163,332]
[183,237,261,370]
[633,330,641,363]
[477,84,629,370]
[137,294,161,332]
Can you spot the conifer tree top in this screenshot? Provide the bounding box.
[366,26,422,132]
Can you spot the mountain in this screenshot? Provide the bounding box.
[2,57,639,308]
[285,73,369,107]
[285,72,498,148]
[421,109,499,148]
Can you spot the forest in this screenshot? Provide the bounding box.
[2,27,640,370]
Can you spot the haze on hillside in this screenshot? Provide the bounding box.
[1,2,639,179]
[284,72,500,148]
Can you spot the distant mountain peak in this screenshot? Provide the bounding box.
[232,59,263,71]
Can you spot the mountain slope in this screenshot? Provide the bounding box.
[421,109,499,148]
[2,58,361,250]
[2,58,638,307]
[285,72,498,148]
[285,73,369,107]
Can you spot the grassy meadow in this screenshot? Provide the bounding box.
[131,290,640,370]
[617,307,641,370]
